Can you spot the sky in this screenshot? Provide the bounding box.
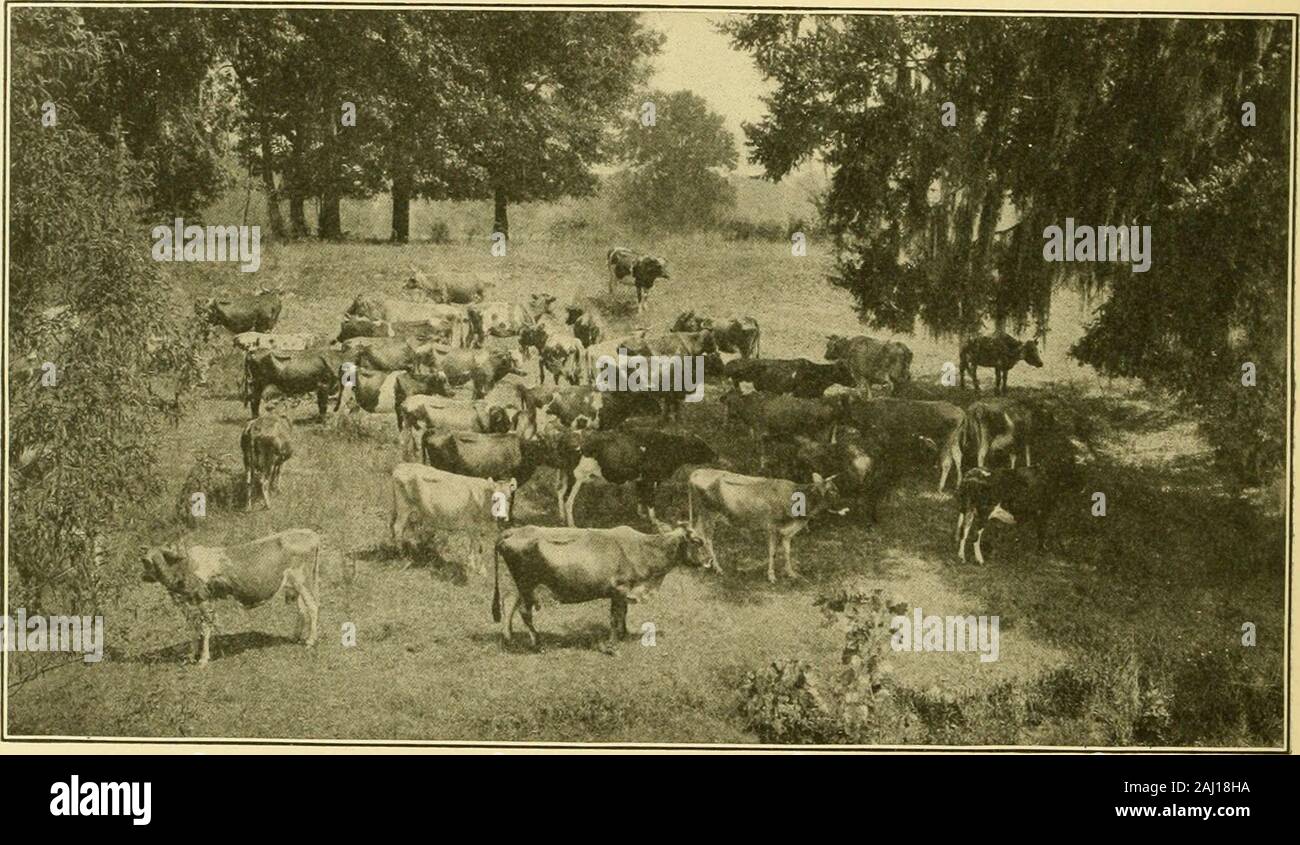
[643,11,772,174]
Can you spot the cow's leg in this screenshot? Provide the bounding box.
[391,506,410,555]
[504,594,522,643]
[958,510,976,563]
[295,577,320,646]
[564,476,585,527]
[974,525,987,565]
[197,608,213,667]
[519,595,541,651]
[766,532,779,584]
[244,466,255,512]
[781,534,799,580]
[1023,442,1032,468]
[609,596,629,642]
[316,389,329,420]
[250,385,263,418]
[259,470,273,510]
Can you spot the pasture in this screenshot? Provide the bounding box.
[7,201,1286,747]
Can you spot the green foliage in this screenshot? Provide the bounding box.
[9,8,204,615]
[612,90,739,231]
[727,16,1290,485]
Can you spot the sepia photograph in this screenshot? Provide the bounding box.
[3,0,1294,754]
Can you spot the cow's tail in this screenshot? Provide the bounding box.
[491,539,502,623]
[311,536,322,601]
[241,351,253,407]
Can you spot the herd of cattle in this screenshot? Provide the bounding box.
[140,246,1062,662]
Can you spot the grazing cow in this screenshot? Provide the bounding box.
[672,311,761,358]
[959,333,1044,394]
[140,529,321,666]
[607,247,669,313]
[565,305,604,348]
[244,349,341,418]
[232,332,313,353]
[390,462,515,576]
[340,337,440,373]
[688,469,842,582]
[955,466,1049,564]
[724,357,854,398]
[435,347,526,398]
[208,290,282,334]
[824,335,913,390]
[406,269,490,304]
[837,396,966,490]
[558,429,717,527]
[240,414,293,510]
[492,523,709,651]
[952,400,1033,474]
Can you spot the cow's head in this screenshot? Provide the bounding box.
[140,544,191,595]
[635,256,669,285]
[565,304,585,326]
[419,368,453,397]
[888,342,913,383]
[527,293,558,320]
[666,522,711,569]
[1021,340,1044,368]
[824,334,849,361]
[672,310,707,332]
[518,323,547,353]
[485,405,513,434]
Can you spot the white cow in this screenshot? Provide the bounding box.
[389,463,516,576]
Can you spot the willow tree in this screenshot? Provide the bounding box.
[726,15,1290,481]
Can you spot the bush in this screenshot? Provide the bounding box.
[427,220,452,244]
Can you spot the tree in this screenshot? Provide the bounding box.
[10,8,204,621]
[612,89,739,230]
[726,16,1290,482]
[455,11,663,238]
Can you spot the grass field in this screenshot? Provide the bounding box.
[7,198,1287,747]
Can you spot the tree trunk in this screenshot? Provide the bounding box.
[259,128,286,240]
[391,169,411,243]
[289,194,308,238]
[493,186,509,239]
[318,192,342,240]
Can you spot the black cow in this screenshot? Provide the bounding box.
[959,333,1044,394]
[724,357,854,398]
[608,247,669,314]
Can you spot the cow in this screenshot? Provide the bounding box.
[208,290,282,334]
[346,294,389,322]
[951,400,1033,474]
[390,462,515,576]
[232,332,313,353]
[140,529,321,667]
[518,321,585,385]
[687,469,842,583]
[643,329,718,358]
[422,432,565,514]
[435,347,526,399]
[955,466,1048,564]
[244,349,341,418]
[491,523,709,652]
[339,337,440,373]
[405,268,490,304]
[837,396,966,490]
[240,414,293,510]
[824,335,913,390]
[724,357,855,398]
[335,316,395,343]
[565,305,604,348]
[558,429,717,527]
[672,311,761,358]
[390,370,456,429]
[466,302,535,347]
[399,396,513,458]
[607,247,669,313]
[722,389,840,460]
[959,333,1044,394]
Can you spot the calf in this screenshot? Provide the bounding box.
[390,462,515,575]
[559,429,717,527]
[607,247,669,313]
[240,414,293,510]
[140,529,321,666]
[492,523,709,651]
[688,469,842,582]
[955,466,1049,564]
[959,333,1044,394]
